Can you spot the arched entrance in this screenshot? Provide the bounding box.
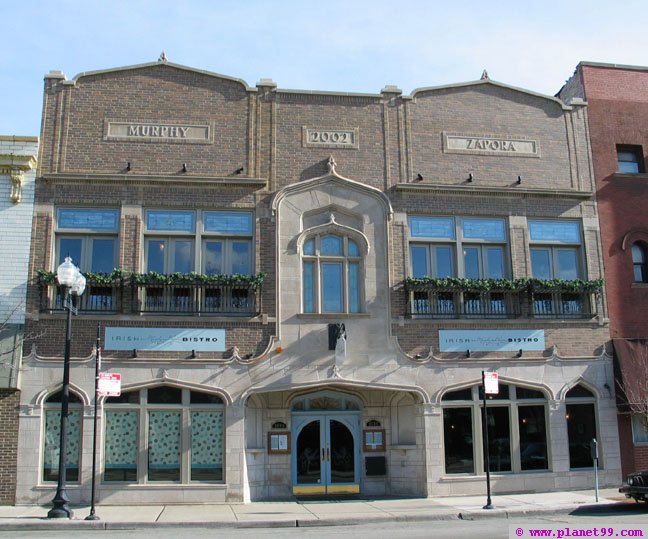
[291,391,361,495]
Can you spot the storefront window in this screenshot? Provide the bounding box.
[43,391,83,483]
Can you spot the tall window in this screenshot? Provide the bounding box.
[409,217,508,279]
[144,210,253,275]
[529,220,582,280]
[632,243,648,283]
[302,233,363,313]
[442,384,548,475]
[566,385,597,469]
[56,208,119,272]
[617,145,644,174]
[43,391,83,482]
[103,386,225,483]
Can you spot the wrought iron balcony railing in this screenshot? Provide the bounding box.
[40,282,124,314]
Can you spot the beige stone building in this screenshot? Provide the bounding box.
[17,59,619,505]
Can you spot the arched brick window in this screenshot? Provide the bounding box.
[632,243,648,283]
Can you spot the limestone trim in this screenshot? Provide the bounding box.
[557,377,604,401]
[394,183,593,200]
[40,172,267,188]
[34,382,91,407]
[621,228,648,251]
[0,154,36,203]
[296,214,370,255]
[432,377,555,404]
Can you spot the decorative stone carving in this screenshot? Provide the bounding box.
[0,154,36,204]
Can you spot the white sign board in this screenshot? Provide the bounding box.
[98,373,122,397]
[105,327,226,352]
[439,329,545,352]
[483,372,499,395]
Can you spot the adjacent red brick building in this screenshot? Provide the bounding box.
[560,62,648,477]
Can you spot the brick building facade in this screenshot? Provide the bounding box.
[17,59,620,505]
[560,62,648,478]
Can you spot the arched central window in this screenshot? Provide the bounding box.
[632,243,648,283]
[302,233,363,313]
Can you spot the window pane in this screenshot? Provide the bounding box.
[556,249,579,280]
[203,211,252,235]
[43,410,81,482]
[442,388,473,401]
[104,410,139,482]
[148,411,181,481]
[516,387,545,400]
[190,392,223,404]
[91,239,115,273]
[321,262,343,312]
[619,160,640,174]
[486,247,504,279]
[566,403,596,468]
[148,386,183,404]
[462,219,506,241]
[204,241,223,275]
[147,240,166,273]
[348,239,359,257]
[409,217,455,239]
[303,239,315,256]
[632,244,645,263]
[191,411,224,481]
[484,407,511,472]
[303,262,315,313]
[443,408,474,473]
[529,221,580,243]
[59,238,82,267]
[566,385,594,398]
[519,406,548,470]
[348,262,360,313]
[58,209,119,231]
[435,246,453,278]
[464,247,480,279]
[321,235,342,256]
[231,241,251,274]
[173,240,193,273]
[531,249,552,279]
[632,414,648,443]
[410,245,429,278]
[146,211,195,232]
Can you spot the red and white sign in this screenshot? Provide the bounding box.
[483,372,499,395]
[98,373,121,397]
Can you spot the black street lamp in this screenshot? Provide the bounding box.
[47,257,86,519]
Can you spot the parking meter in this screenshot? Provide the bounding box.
[590,438,598,461]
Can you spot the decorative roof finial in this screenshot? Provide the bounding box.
[327,155,337,174]
[481,69,489,80]
[159,51,168,63]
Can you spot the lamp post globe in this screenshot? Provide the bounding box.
[48,257,84,519]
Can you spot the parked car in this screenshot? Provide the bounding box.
[620,471,648,503]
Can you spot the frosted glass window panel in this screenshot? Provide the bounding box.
[104,410,139,482]
[321,235,342,256]
[191,411,224,481]
[231,241,251,274]
[409,217,455,239]
[148,411,181,481]
[321,262,343,312]
[43,410,82,482]
[529,221,580,243]
[58,209,119,231]
[203,212,253,235]
[146,211,195,232]
[204,241,223,275]
[462,219,506,241]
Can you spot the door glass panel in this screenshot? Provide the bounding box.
[297,421,321,485]
[435,246,453,278]
[567,403,596,468]
[91,239,115,273]
[204,241,223,275]
[410,245,428,278]
[556,249,579,280]
[59,238,82,267]
[173,240,193,273]
[147,240,166,273]
[464,247,480,279]
[329,420,355,483]
[531,249,552,279]
[231,241,251,274]
[486,247,504,279]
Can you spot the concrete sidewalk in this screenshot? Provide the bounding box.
[0,489,636,531]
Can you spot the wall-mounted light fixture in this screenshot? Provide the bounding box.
[415,173,423,181]
[126,162,131,172]
[467,173,473,182]
[235,167,244,174]
[182,163,187,173]
[516,175,522,184]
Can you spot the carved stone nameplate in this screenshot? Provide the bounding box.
[443,133,538,157]
[106,121,212,143]
[303,127,359,149]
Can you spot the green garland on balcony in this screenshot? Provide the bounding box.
[404,276,604,293]
[129,271,266,288]
[37,268,126,285]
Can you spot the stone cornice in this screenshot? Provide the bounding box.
[40,172,267,188]
[395,182,594,200]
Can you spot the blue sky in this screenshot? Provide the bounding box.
[3,0,647,136]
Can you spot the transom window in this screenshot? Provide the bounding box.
[103,386,224,483]
[56,208,119,272]
[302,233,363,313]
[529,220,582,280]
[441,384,548,475]
[409,217,508,279]
[145,210,253,275]
[632,243,648,283]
